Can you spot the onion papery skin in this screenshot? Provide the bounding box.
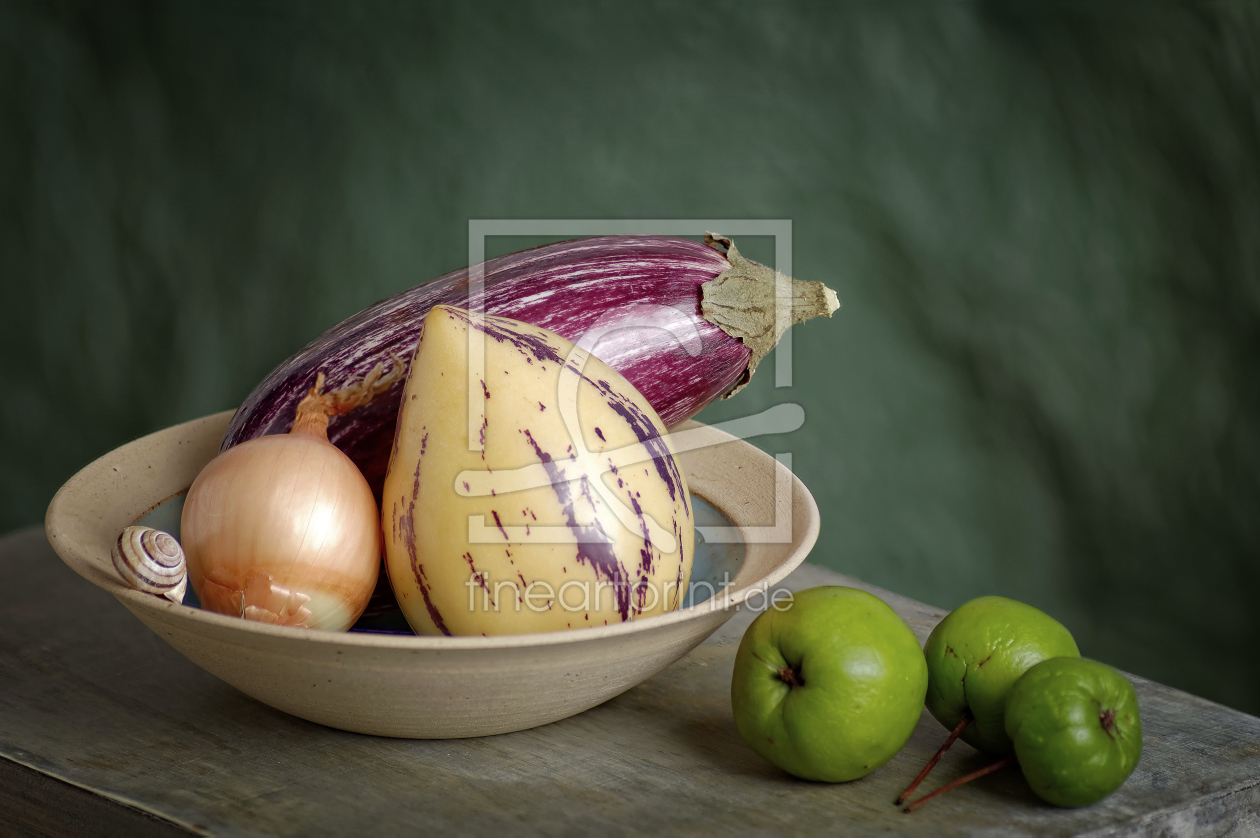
[221,236,749,499]
[181,431,380,631]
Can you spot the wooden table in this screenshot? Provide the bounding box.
[2,527,1257,836]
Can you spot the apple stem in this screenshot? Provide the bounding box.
[894,713,971,805]
[901,755,1018,813]
[777,667,804,687]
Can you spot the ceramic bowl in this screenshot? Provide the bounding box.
[45,411,819,738]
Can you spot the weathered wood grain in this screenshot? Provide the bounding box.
[1,527,1257,836]
[0,757,192,837]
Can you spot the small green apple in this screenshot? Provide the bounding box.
[1005,657,1142,807]
[730,586,928,782]
[924,596,1079,756]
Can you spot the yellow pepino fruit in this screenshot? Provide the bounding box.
[382,306,694,636]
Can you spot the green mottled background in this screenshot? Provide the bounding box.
[2,2,1258,713]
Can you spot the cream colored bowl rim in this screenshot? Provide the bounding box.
[46,411,820,652]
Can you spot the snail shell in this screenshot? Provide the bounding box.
[112,526,187,604]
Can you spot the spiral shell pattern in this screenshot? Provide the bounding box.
[112,526,187,604]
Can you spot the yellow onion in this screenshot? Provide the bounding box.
[181,360,400,631]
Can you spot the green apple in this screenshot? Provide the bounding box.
[730,586,928,782]
[1005,657,1142,807]
[924,596,1079,756]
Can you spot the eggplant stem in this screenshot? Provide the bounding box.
[700,232,840,400]
[901,755,1018,814]
[895,713,971,805]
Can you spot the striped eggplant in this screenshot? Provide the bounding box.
[222,234,838,500]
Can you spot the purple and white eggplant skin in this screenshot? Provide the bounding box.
[221,234,838,499]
